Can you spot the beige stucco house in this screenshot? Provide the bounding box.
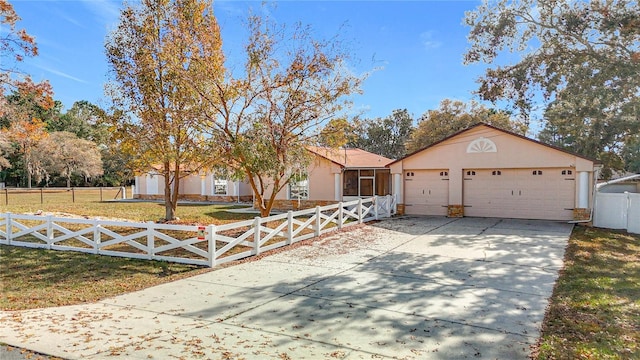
[267,146,394,210]
[388,123,597,221]
[134,168,253,202]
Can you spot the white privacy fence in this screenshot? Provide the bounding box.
[594,192,640,234]
[0,196,396,267]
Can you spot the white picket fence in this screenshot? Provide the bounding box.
[0,196,396,267]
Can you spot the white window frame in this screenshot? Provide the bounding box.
[214,179,228,195]
[289,174,309,200]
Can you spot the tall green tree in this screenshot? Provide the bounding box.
[47,100,108,144]
[406,99,526,153]
[352,109,413,159]
[465,0,640,175]
[622,134,640,173]
[106,0,224,220]
[193,14,365,216]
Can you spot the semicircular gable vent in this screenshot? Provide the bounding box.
[466,137,497,153]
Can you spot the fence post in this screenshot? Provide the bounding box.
[93,219,101,254]
[121,186,127,200]
[72,187,75,203]
[374,196,379,220]
[338,202,343,230]
[286,211,293,245]
[315,206,321,237]
[147,221,154,260]
[46,215,53,249]
[4,188,7,205]
[207,225,216,267]
[40,188,43,204]
[6,212,12,244]
[358,198,363,224]
[386,195,392,217]
[100,187,103,202]
[253,216,261,255]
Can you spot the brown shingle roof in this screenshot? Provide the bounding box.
[307,146,393,168]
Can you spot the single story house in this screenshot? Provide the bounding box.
[133,167,253,202]
[388,123,598,221]
[267,146,394,210]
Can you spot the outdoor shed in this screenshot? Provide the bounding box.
[388,123,597,221]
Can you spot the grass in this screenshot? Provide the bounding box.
[0,244,212,311]
[535,226,640,359]
[0,188,254,224]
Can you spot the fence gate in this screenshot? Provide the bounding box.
[594,192,640,234]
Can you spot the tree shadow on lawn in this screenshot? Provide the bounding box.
[0,245,208,310]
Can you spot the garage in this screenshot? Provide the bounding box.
[463,168,576,220]
[404,170,449,216]
[389,123,596,221]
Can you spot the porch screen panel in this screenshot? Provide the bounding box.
[375,170,391,195]
[360,178,374,196]
[343,170,358,196]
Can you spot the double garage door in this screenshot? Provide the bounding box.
[404,168,576,220]
[464,168,575,220]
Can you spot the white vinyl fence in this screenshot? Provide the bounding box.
[0,196,396,267]
[594,192,640,234]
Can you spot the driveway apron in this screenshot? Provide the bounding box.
[0,217,572,359]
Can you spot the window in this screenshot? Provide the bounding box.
[289,173,309,200]
[406,172,414,177]
[440,171,448,177]
[492,170,502,176]
[562,170,573,175]
[214,179,227,195]
[532,170,543,175]
[466,170,476,176]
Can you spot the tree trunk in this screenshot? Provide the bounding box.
[27,171,32,189]
[66,177,71,188]
[171,167,180,220]
[163,166,174,221]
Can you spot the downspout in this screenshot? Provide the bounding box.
[568,167,601,224]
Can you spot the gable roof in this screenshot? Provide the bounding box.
[388,122,598,165]
[307,146,393,168]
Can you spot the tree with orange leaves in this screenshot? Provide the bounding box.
[2,116,48,187]
[0,0,53,117]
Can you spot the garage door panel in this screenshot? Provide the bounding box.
[463,168,575,220]
[405,170,449,216]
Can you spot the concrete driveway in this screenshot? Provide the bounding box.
[0,216,572,359]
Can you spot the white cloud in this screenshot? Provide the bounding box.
[420,31,442,50]
[34,64,87,84]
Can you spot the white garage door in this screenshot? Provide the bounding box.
[404,170,449,216]
[463,168,575,220]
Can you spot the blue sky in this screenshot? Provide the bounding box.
[10,0,504,124]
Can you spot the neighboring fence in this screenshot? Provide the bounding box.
[594,192,640,235]
[0,195,397,267]
[1,187,130,205]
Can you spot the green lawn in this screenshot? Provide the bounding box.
[0,244,212,311]
[0,189,254,224]
[535,226,640,359]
